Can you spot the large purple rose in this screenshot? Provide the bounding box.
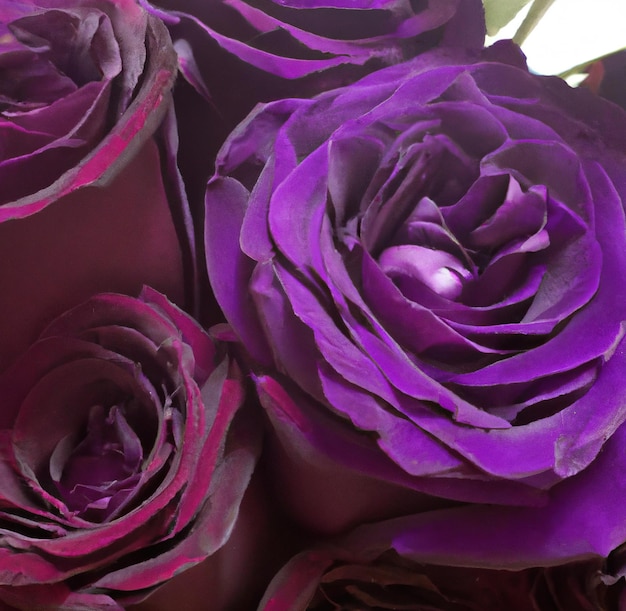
[0,288,259,609]
[0,0,195,371]
[258,521,624,610]
[204,41,626,557]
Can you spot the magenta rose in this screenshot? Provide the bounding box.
[204,39,626,563]
[0,0,195,370]
[258,523,624,610]
[0,288,259,610]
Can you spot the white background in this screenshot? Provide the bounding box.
[488,0,626,77]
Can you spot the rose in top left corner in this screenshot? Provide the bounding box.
[0,0,196,372]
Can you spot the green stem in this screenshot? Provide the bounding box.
[558,48,626,79]
[513,0,557,45]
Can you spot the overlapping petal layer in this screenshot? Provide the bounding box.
[141,0,486,239]
[205,43,626,549]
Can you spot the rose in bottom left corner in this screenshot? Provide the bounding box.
[0,287,260,610]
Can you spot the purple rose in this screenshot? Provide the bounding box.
[0,0,196,371]
[204,41,626,560]
[258,522,623,610]
[0,288,259,609]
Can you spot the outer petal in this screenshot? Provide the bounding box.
[0,138,185,372]
[345,420,626,568]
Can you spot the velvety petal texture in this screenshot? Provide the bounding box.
[204,40,626,558]
[258,525,624,610]
[149,0,485,87]
[0,288,259,610]
[141,0,486,255]
[0,0,196,370]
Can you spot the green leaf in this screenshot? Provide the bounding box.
[482,0,533,36]
[513,0,557,45]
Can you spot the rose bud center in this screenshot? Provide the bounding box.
[364,141,551,310]
[49,401,145,522]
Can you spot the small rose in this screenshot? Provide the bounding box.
[204,40,626,562]
[0,287,259,610]
[0,0,196,370]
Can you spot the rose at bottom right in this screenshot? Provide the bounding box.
[258,516,626,611]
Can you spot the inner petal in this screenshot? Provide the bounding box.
[379,244,473,301]
[50,402,143,521]
[467,180,547,251]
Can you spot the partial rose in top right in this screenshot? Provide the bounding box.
[204,38,626,566]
